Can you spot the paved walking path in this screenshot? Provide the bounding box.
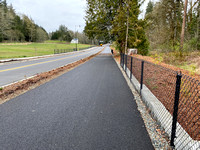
[101,45,112,53]
[0,46,154,149]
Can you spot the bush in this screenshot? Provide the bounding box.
[184,38,199,51]
[137,38,149,56]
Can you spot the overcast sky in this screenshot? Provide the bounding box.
[7,0,158,33]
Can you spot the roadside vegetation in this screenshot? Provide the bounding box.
[148,51,200,75]
[144,0,200,75]
[100,0,200,75]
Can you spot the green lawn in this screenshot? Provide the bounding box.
[0,42,92,59]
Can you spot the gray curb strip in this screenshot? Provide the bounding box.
[118,62,200,150]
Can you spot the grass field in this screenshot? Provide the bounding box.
[44,40,70,44]
[0,42,92,59]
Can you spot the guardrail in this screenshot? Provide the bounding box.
[120,53,200,150]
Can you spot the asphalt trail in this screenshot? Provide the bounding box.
[0,51,154,149]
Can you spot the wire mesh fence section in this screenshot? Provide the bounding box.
[131,57,142,83]
[120,53,200,149]
[142,61,178,139]
[127,55,131,71]
[177,75,200,141]
[143,61,177,115]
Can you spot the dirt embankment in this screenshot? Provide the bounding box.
[0,50,103,104]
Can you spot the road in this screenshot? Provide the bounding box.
[0,47,153,149]
[0,47,102,87]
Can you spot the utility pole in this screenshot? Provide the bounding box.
[125,0,129,54]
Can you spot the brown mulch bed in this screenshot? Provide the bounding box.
[0,50,103,104]
[132,54,200,81]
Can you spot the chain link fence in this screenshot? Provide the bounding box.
[120,53,200,150]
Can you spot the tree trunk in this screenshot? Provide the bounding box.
[125,12,129,54]
[197,4,200,50]
[180,0,188,57]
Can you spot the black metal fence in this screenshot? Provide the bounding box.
[54,46,95,54]
[54,49,74,54]
[120,53,200,149]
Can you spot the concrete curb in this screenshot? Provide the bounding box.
[115,60,200,150]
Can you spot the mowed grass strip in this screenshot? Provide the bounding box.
[0,42,92,59]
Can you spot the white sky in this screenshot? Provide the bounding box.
[7,0,87,33]
[7,0,159,33]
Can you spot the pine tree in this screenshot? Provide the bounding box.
[0,0,48,42]
[145,0,154,16]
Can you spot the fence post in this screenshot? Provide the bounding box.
[125,55,128,72]
[140,61,144,94]
[170,72,182,148]
[120,53,122,67]
[130,57,133,80]
[123,54,125,70]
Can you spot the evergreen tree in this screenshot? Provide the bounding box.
[51,25,72,42]
[0,0,48,42]
[145,0,154,16]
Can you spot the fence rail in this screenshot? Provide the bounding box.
[120,53,200,150]
[54,46,95,54]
